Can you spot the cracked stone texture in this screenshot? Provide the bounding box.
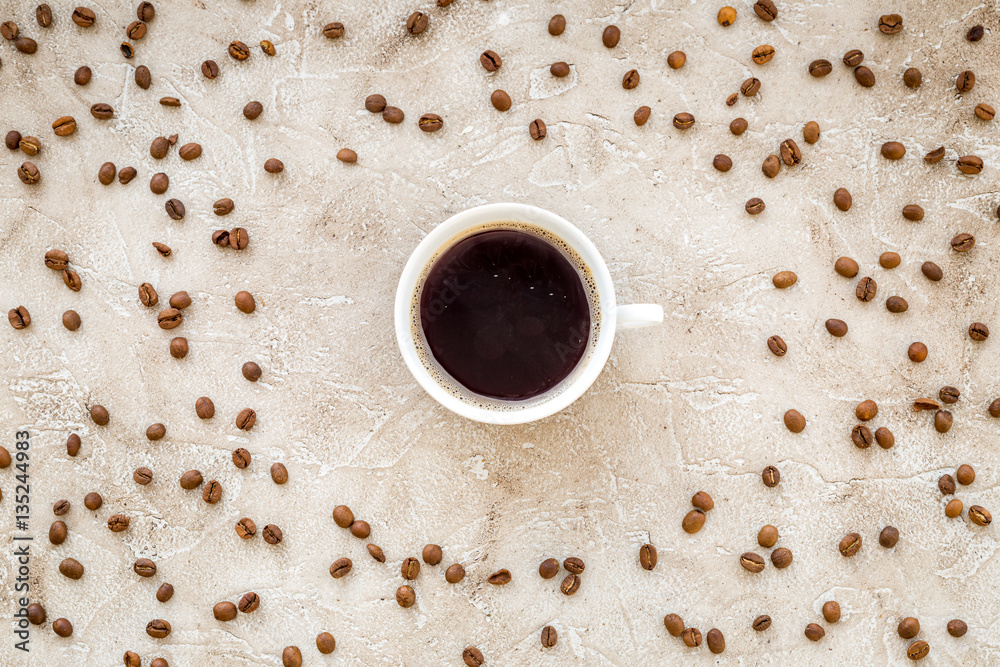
[1,0,999,665]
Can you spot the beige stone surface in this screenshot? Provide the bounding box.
[1,0,999,665]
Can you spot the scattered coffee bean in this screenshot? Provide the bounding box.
[753,615,771,631]
[740,552,765,573]
[882,141,905,160]
[202,479,222,503]
[323,22,344,39]
[875,427,894,449]
[762,155,780,178]
[107,514,129,532]
[538,557,559,578]
[180,470,203,489]
[366,544,385,562]
[213,601,237,621]
[824,319,848,337]
[741,77,761,96]
[746,197,765,215]
[780,138,801,166]
[879,526,899,548]
[146,619,171,638]
[336,148,357,163]
[5,131,22,150]
[898,617,920,638]
[422,544,443,565]
[270,462,288,485]
[956,70,975,92]
[771,270,797,289]
[878,14,903,34]
[634,106,651,126]
[914,398,940,412]
[540,624,557,648]
[18,162,41,184]
[939,473,957,495]
[754,0,777,21]
[730,117,748,135]
[53,618,72,637]
[200,59,220,79]
[19,136,41,155]
[243,101,263,120]
[490,89,512,111]
[406,12,428,35]
[59,558,84,579]
[235,517,256,538]
[805,623,825,641]
[445,563,465,583]
[365,94,387,113]
[956,155,983,174]
[157,308,182,329]
[854,66,875,87]
[72,65,92,85]
[72,7,96,27]
[124,652,140,667]
[330,557,353,578]
[462,646,484,667]
[480,50,501,71]
[713,154,732,172]
[548,15,565,36]
[937,386,960,405]
[238,591,260,613]
[766,335,786,357]
[14,36,37,53]
[133,558,156,577]
[235,407,256,431]
[832,188,853,211]
[90,103,113,120]
[705,628,725,654]
[549,61,570,78]
[178,142,201,160]
[762,465,780,487]
[808,60,832,77]
[752,44,775,64]
[62,268,81,291]
[134,467,153,485]
[663,613,685,636]
[975,103,995,121]
[856,276,877,302]
[229,40,250,60]
[771,547,792,568]
[62,310,81,331]
[691,490,714,512]
[851,424,873,448]
[900,68,923,89]
[622,69,640,89]
[855,399,878,421]
[880,251,901,268]
[332,505,354,528]
[908,342,928,362]
[844,49,864,66]
[150,173,169,195]
[165,198,185,220]
[886,296,908,313]
[682,509,706,533]
[383,106,405,123]
[37,4,52,27]
[967,24,984,41]
[946,498,964,518]
[758,524,778,547]
[350,520,370,539]
[673,112,694,130]
[235,291,256,314]
[667,51,686,69]
[263,524,283,544]
[90,405,109,425]
[956,464,975,485]
[396,585,415,608]
[232,448,251,469]
[82,492,101,511]
[264,158,284,173]
[316,632,336,654]
[419,113,443,132]
[823,600,841,623]
[488,568,511,585]
[118,166,137,184]
[529,118,546,140]
[969,322,989,341]
[602,25,620,48]
[718,6,737,26]
[839,532,861,556]
[969,505,991,526]
[947,619,968,638]
[639,543,657,570]
[784,409,805,433]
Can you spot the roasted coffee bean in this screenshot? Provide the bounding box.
[90,103,113,120]
[263,157,285,174]
[127,20,146,40]
[234,291,256,315]
[898,617,920,638]
[243,101,263,119]
[762,467,780,489]
[691,490,714,512]
[754,0,777,21]
[562,557,585,575]
[62,309,82,331]
[919,261,942,282]
[855,399,878,421]
[13,34,36,53]
[336,148,357,163]
[180,470,203,489]
[229,40,250,60]
[53,499,71,515]
[938,386,960,405]
[873,426,894,449]
[855,66,875,87]
[956,464,975,485]
[639,543,657,570]
[382,106,405,124]
[529,118,546,140]
[404,11,430,36]
[323,22,344,39]
[124,652,140,667]
[718,6,736,25]
[899,68,923,89]
[165,199,185,220]
[155,243,173,260]
[673,112,695,130]
[913,398,940,412]
[899,204,925,221]
[758,524,778,548]
[886,296,908,313]
[37,4,52,27]
[227,227,249,250]
[969,322,989,341]
[214,232,231,249]
[956,155,983,174]
[150,136,170,159]
[90,405,109,425]
[333,505,354,528]
[839,532,862,556]
[269,462,288,485]
[832,187,854,211]
[824,319,848,337]
[134,467,153,485]
[146,619,171,638]
[772,270,797,289]
[488,568,511,585]
[157,308,182,329]
[706,628,725,654]
[61,268,82,291]
[106,514,129,533]
[939,474,956,495]
[84,492,102,510]
[45,249,69,270]
[136,2,155,21]
[667,51,686,69]
[956,70,975,92]
[194,396,214,418]
[263,524,283,544]
[948,619,968,637]
[240,362,261,383]
[843,49,864,66]
[821,601,841,626]
[52,617,73,637]
[762,155,780,178]
[396,585,415,608]
[548,14,565,36]
[730,117,748,135]
[462,647,484,667]
[72,7,96,27]
[202,479,222,504]
[682,509,706,533]
[231,448,251,469]
[366,544,386,562]
[316,632,336,654]
[975,103,995,121]
[200,59,219,79]
[682,627,702,647]
[809,60,832,77]
[740,552,765,573]
[330,557,353,578]
[753,615,771,631]
[98,162,116,185]
[118,166,137,184]
[538,558,559,578]
[602,25,620,48]
[480,50,502,72]
[752,44,775,64]
[805,623,825,641]
[634,106,651,126]
[72,65,92,85]
[490,89,512,111]
[622,69,640,89]
[780,139,801,166]
[422,544,443,565]
[400,556,421,580]
[990,398,1000,418]
[540,625,558,648]
[235,408,256,431]
[784,409,806,433]
[713,154,732,172]
[663,613,684,636]
[560,573,581,595]
[969,505,991,526]
[856,277,877,302]
[235,517,256,538]
[746,197,765,215]
[920,147,945,165]
[549,61,570,78]
[133,558,156,577]
[851,424,873,448]
[365,94,387,113]
[150,173,169,195]
[238,592,260,613]
[741,77,761,96]
[212,198,234,216]
[881,141,905,160]
[878,14,903,34]
[18,162,41,184]
[417,113,443,132]
[5,130,22,150]
[19,136,41,156]
[445,563,465,583]
[179,143,201,160]
[880,251,901,269]
[213,601,237,621]
[771,547,792,568]
[966,24,985,41]
[350,520,370,539]
[766,335,786,356]
[60,558,84,579]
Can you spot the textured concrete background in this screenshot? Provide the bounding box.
[1,0,999,665]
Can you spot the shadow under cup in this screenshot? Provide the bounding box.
[409,221,603,413]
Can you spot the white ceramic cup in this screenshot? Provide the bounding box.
[395,203,663,424]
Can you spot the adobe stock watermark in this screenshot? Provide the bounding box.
[11,430,32,653]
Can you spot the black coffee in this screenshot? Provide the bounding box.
[420,229,590,400]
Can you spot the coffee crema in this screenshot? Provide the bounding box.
[417,225,594,401]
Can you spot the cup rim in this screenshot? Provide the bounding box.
[394,203,618,425]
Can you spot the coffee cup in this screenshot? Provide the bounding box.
[395,203,663,424]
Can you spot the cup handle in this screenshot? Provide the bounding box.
[616,304,664,329]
